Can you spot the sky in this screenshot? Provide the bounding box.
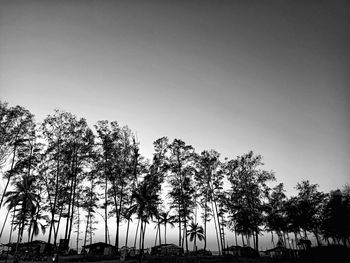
[1,0,350,250]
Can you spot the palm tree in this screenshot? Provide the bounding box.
[5,176,40,251]
[159,211,176,244]
[28,210,48,242]
[130,176,159,253]
[187,222,204,251]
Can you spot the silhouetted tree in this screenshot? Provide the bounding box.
[168,139,196,253]
[226,151,275,250]
[187,222,204,251]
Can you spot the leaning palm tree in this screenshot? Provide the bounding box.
[187,222,204,251]
[159,211,176,244]
[27,209,49,242]
[5,176,40,251]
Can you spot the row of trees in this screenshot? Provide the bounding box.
[0,100,349,255]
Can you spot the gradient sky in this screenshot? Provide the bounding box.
[1,0,350,249]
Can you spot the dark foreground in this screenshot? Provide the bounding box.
[1,246,350,263]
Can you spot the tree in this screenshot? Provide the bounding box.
[41,110,76,245]
[321,185,350,246]
[294,180,326,245]
[148,137,169,246]
[158,211,176,244]
[195,150,226,253]
[168,139,196,253]
[130,174,160,258]
[95,121,135,248]
[225,151,275,250]
[5,176,40,252]
[265,183,288,247]
[187,222,204,251]
[0,104,35,209]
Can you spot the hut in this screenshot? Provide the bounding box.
[151,244,183,256]
[82,242,116,256]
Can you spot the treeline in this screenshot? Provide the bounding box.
[0,100,349,254]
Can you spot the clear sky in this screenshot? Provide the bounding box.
[1,0,350,250]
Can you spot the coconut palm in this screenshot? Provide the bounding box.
[187,222,204,251]
[130,175,160,252]
[5,175,40,250]
[159,211,176,244]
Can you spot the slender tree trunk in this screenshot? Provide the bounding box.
[64,170,74,240]
[125,217,131,247]
[158,217,161,245]
[89,213,93,245]
[203,195,208,251]
[76,204,80,252]
[252,233,256,250]
[211,201,221,255]
[184,215,188,253]
[139,220,143,250]
[83,214,89,247]
[48,141,61,245]
[164,223,167,244]
[0,144,17,208]
[54,205,64,246]
[30,208,40,242]
[234,224,238,246]
[142,222,147,251]
[134,218,140,249]
[178,210,181,247]
[104,155,108,244]
[212,195,224,253]
[154,226,158,246]
[194,233,197,251]
[67,149,79,243]
[0,209,10,241]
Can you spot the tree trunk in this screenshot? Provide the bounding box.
[0,144,17,209]
[48,141,61,245]
[83,214,89,247]
[134,218,140,248]
[54,205,64,246]
[158,219,161,245]
[154,226,158,246]
[76,204,80,252]
[211,201,221,255]
[203,202,207,251]
[184,216,188,253]
[234,225,238,246]
[104,155,108,244]
[0,209,10,241]
[125,217,131,247]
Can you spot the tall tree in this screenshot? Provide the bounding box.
[195,150,225,252]
[294,180,326,245]
[41,110,77,245]
[225,151,275,251]
[130,174,160,258]
[265,183,288,247]
[168,139,196,253]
